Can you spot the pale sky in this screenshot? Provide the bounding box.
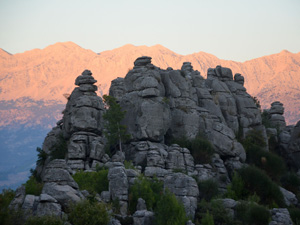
[0,0,300,62]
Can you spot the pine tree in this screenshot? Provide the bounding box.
[102,95,130,152]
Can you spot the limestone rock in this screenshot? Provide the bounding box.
[164,173,199,218]
[133,210,154,225]
[134,56,152,67]
[9,185,26,210]
[136,198,147,211]
[269,208,293,225]
[279,187,298,206]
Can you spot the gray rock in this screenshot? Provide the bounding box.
[22,195,38,212]
[100,191,111,203]
[42,183,84,209]
[36,202,62,217]
[279,187,298,206]
[134,56,152,67]
[133,210,154,225]
[269,208,293,225]
[111,151,125,163]
[269,101,284,115]
[39,193,57,203]
[234,73,244,86]
[108,218,122,225]
[164,173,199,218]
[9,185,26,210]
[137,198,147,210]
[42,159,78,189]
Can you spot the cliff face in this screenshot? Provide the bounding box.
[8,57,300,224]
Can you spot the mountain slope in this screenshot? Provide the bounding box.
[0,42,299,125]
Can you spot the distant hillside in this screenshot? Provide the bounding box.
[0,42,299,125]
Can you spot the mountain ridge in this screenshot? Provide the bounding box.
[0,42,299,125]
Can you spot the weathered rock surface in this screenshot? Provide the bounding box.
[269,208,293,225]
[164,173,199,218]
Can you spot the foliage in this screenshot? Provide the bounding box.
[171,134,214,164]
[25,215,64,225]
[68,200,110,225]
[235,202,270,225]
[246,144,286,181]
[128,175,163,214]
[50,134,68,160]
[198,179,219,201]
[124,160,135,170]
[281,172,300,195]
[251,96,261,110]
[0,189,16,225]
[288,207,300,225]
[154,190,188,225]
[242,129,266,150]
[225,172,247,200]
[237,166,285,207]
[261,110,273,128]
[25,176,43,196]
[196,199,234,225]
[102,95,130,153]
[72,169,109,194]
[30,168,42,183]
[200,211,215,225]
[36,147,47,166]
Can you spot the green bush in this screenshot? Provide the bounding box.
[225,172,248,200]
[128,175,163,214]
[25,215,64,225]
[200,211,215,225]
[236,202,270,225]
[36,147,47,166]
[198,179,219,201]
[154,190,188,225]
[124,160,135,170]
[196,199,234,225]
[281,172,300,195]
[238,166,285,207]
[68,200,110,225]
[25,176,43,196]
[242,129,266,150]
[288,207,300,225]
[171,134,214,164]
[0,189,16,225]
[246,144,286,181]
[72,169,108,195]
[50,134,68,160]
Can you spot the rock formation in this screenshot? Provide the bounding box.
[8,57,298,224]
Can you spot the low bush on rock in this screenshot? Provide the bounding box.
[50,134,68,160]
[235,202,271,225]
[171,134,214,164]
[128,175,163,214]
[25,176,43,196]
[288,207,300,225]
[198,179,219,201]
[196,199,234,225]
[25,215,64,225]
[68,200,110,225]
[229,166,285,207]
[72,169,108,195]
[0,189,16,225]
[281,172,300,195]
[154,190,188,225]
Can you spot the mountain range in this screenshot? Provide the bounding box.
[1,42,299,127]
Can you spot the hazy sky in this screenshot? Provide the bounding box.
[0,0,300,62]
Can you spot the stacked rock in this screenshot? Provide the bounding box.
[62,70,107,170]
[269,101,286,130]
[234,73,244,86]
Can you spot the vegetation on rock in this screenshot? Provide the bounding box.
[25,176,43,196]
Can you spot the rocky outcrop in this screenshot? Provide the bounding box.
[269,208,293,225]
[269,102,286,131]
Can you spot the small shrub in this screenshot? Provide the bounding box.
[25,215,64,225]
[0,189,16,225]
[281,172,300,195]
[246,144,286,181]
[25,176,43,196]
[236,202,270,225]
[261,110,272,128]
[200,211,215,225]
[68,200,110,225]
[36,147,47,166]
[225,172,247,200]
[198,179,219,201]
[72,169,109,194]
[128,175,163,214]
[154,190,188,225]
[124,160,135,170]
[242,129,266,150]
[50,134,68,160]
[288,207,300,225]
[238,166,285,207]
[196,199,234,225]
[171,134,214,164]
